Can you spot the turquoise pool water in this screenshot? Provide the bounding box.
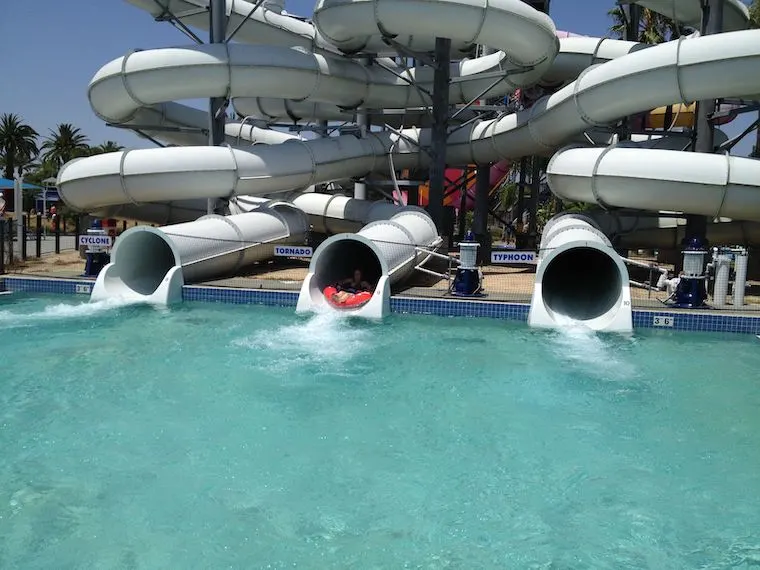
[1,295,760,569]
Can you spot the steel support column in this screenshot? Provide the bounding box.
[208,0,228,214]
[528,156,541,238]
[355,57,372,200]
[688,0,723,241]
[473,164,492,263]
[516,157,527,228]
[473,44,494,259]
[620,3,642,141]
[427,37,451,233]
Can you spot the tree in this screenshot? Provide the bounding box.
[90,140,124,154]
[0,113,39,180]
[608,6,690,43]
[750,0,760,27]
[0,113,39,210]
[40,123,90,168]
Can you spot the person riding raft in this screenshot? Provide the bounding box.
[331,269,372,303]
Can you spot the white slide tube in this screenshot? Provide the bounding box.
[289,193,405,234]
[233,36,645,123]
[297,209,441,318]
[56,0,760,324]
[59,30,760,215]
[528,214,633,333]
[547,147,760,222]
[91,203,309,304]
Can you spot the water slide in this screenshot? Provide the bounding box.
[56,0,760,326]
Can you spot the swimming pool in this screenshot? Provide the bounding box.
[1,295,759,568]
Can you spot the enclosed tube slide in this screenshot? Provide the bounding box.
[548,146,760,221]
[91,203,308,304]
[90,191,407,233]
[56,0,760,325]
[297,208,440,318]
[58,29,760,214]
[528,214,633,333]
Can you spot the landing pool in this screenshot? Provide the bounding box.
[1,295,759,568]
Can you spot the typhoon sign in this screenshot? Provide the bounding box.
[491,250,537,265]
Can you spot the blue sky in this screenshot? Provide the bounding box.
[1,0,754,154]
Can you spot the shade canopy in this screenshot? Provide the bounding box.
[0,178,44,190]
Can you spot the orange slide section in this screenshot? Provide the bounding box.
[405,160,512,211]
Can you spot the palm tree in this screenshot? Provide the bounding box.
[40,123,90,168]
[750,0,760,27]
[0,113,39,181]
[608,6,689,43]
[0,113,39,210]
[90,141,124,154]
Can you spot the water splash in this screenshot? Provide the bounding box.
[233,309,373,374]
[0,297,139,329]
[549,314,638,382]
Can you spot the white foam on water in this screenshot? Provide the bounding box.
[232,308,372,370]
[550,314,638,382]
[0,296,139,328]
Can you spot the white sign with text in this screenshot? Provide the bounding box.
[274,245,313,258]
[491,250,537,265]
[78,235,114,248]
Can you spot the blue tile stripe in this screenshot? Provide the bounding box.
[2,276,759,336]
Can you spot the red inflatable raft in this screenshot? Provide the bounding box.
[323,286,373,309]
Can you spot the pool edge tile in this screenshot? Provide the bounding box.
[2,276,759,336]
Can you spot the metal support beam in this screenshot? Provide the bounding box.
[473,164,492,263]
[471,43,496,262]
[449,66,532,121]
[208,0,228,215]
[619,3,641,141]
[718,117,760,152]
[381,37,436,68]
[427,37,451,232]
[688,0,723,241]
[528,156,541,237]
[226,0,265,42]
[711,102,760,120]
[152,2,205,44]
[106,123,207,135]
[132,130,168,148]
[355,58,372,200]
[516,157,527,229]
[371,59,433,104]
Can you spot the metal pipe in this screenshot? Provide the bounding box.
[428,37,451,232]
[354,57,372,200]
[528,156,541,236]
[208,0,228,215]
[687,0,724,242]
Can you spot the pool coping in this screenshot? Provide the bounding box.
[2,275,759,336]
